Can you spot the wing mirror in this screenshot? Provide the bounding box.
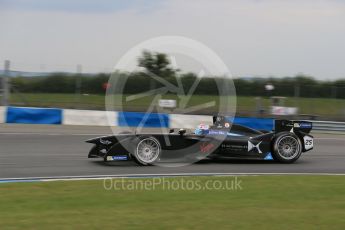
[178,129,186,136]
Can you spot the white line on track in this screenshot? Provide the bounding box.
[0,173,344,183]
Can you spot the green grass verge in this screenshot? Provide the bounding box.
[9,93,345,118]
[0,176,344,229]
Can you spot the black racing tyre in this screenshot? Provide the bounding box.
[272,132,302,163]
[133,136,161,166]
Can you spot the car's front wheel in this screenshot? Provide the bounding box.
[133,136,161,166]
[272,132,302,163]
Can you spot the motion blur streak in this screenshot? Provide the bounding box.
[0,125,344,179]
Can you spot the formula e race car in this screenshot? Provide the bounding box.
[86,116,313,165]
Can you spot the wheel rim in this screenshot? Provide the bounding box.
[136,138,161,164]
[277,136,301,160]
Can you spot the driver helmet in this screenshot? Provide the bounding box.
[194,124,209,135]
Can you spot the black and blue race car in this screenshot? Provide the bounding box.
[86,115,313,165]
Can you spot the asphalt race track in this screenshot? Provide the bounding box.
[0,124,344,179]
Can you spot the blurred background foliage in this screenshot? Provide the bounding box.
[4,51,345,119]
[9,72,345,98]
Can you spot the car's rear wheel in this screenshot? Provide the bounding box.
[133,136,161,166]
[272,132,302,163]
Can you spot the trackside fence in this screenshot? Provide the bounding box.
[0,106,345,133]
[309,120,345,132]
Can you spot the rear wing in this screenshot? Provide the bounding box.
[275,120,312,134]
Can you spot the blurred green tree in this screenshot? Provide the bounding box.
[138,51,176,79]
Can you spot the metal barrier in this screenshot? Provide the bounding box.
[1,106,345,132]
[309,120,345,132]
